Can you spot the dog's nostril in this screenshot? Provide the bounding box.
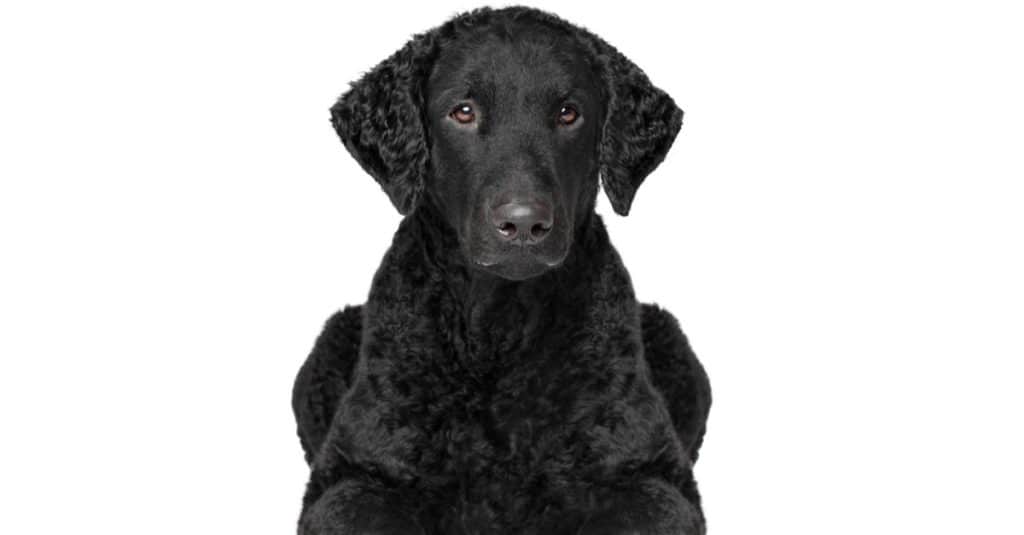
[497,222,517,239]
[490,199,554,244]
[530,223,551,240]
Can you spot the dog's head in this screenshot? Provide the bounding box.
[331,6,683,280]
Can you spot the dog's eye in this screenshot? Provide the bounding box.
[450,103,476,124]
[557,104,580,126]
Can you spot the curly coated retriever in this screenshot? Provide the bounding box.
[292,6,711,534]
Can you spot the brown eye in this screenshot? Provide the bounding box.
[557,104,580,126]
[450,103,476,124]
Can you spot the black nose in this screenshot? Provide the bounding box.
[490,199,554,243]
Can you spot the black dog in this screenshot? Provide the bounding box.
[292,6,711,534]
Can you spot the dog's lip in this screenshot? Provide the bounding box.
[543,249,570,267]
[474,248,567,269]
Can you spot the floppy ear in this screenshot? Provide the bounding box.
[591,40,684,216]
[329,29,440,215]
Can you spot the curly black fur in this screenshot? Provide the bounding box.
[295,6,710,534]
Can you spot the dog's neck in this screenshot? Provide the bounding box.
[362,199,641,368]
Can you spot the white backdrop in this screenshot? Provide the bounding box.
[1,1,1022,533]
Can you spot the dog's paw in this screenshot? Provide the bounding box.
[577,515,643,535]
[299,480,426,535]
[576,479,705,535]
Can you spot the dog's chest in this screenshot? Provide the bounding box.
[410,357,585,519]
[383,342,581,489]
[434,349,575,458]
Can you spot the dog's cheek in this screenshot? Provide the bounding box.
[464,202,493,261]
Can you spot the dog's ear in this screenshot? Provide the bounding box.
[329,29,440,215]
[590,39,684,216]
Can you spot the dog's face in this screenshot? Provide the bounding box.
[330,7,683,280]
[423,29,604,280]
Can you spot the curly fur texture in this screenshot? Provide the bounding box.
[296,6,709,535]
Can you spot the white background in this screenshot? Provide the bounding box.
[1,1,1021,533]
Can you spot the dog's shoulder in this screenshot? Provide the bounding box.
[638,302,690,349]
[292,304,364,464]
[638,301,711,446]
[638,302,710,400]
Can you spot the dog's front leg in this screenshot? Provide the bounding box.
[298,479,426,535]
[577,478,704,535]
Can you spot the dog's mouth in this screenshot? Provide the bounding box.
[472,246,569,280]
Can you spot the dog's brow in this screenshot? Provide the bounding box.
[556,86,579,101]
[430,78,496,109]
[539,84,582,105]
[430,87,466,109]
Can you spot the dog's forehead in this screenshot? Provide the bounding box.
[428,26,598,101]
